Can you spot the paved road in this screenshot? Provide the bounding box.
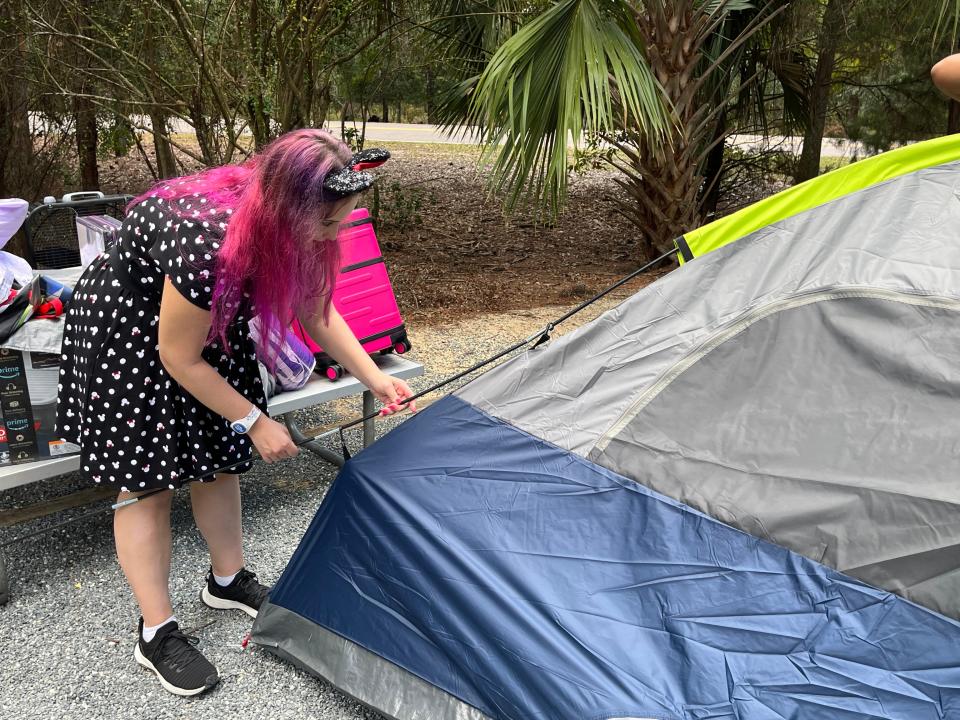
[163,118,870,157]
[30,110,872,156]
[727,133,868,159]
[326,123,870,158]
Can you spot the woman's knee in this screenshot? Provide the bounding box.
[190,474,239,493]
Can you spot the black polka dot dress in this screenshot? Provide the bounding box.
[55,196,266,492]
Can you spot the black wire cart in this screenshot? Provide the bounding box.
[21,192,132,270]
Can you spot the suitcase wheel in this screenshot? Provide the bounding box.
[325,364,344,381]
[394,339,411,354]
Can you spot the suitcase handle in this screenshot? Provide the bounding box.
[60,191,105,202]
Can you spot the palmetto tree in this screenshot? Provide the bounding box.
[435,0,795,260]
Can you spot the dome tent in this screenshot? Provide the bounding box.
[252,135,960,720]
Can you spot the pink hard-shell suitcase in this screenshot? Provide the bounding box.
[293,208,411,381]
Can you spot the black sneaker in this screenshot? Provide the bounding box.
[200,567,270,618]
[133,618,219,697]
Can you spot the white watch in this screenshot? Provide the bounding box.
[230,405,262,434]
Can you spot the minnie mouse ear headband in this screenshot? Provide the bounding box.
[320,148,390,199]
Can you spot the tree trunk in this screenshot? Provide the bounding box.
[313,84,332,128]
[948,100,960,135]
[381,98,389,123]
[149,109,178,179]
[278,50,312,132]
[700,109,728,220]
[279,85,305,132]
[0,85,33,200]
[72,0,99,190]
[340,101,350,139]
[425,68,437,123]
[74,96,100,190]
[246,0,272,148]
[794,0,847,183]
[190,88,218,165]
[0,0,34,199]
[247,95,271,150]
[614,2,704,260]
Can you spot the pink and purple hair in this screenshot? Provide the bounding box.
[131,129,354,365]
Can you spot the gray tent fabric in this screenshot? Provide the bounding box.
[255,603,493,720]
[456,159,960,618]
[596,295,960,617]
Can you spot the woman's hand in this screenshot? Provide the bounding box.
[369,373,418,416]
[298,306,417,416]
[249,416,299,462]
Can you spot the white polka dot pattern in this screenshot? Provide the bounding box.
[55,197,266,489]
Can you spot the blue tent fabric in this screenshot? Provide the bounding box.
[264,395,960,720]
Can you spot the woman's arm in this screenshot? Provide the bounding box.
[932,54,960,102]
[299,304,417,414]
[157,278,298,462]
[299,305,383,388]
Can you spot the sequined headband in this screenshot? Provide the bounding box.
[321,148,391,198]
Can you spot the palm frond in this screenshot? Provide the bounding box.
[455,0,669,214]
[699,0,756,14]
[934,0,960,47]
[424,0,530,75]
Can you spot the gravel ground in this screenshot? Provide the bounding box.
[0,291,640,719]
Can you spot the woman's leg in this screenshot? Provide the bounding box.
[190,474,244,576]
[114,489,175,626]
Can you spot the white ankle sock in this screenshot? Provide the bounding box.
[142,615,176,643]
[214,571,238,587]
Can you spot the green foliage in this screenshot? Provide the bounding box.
[453,0,670,214]
[436,0,807,256]
[569,133,618,174]
[341,126,364,152]
[374,180,438,232]
[840,71,947,152]
[833,0,954,152]
[98,118,136,159]
[10,0,960,210]
[935,0,960,45]
[724,145,798,181]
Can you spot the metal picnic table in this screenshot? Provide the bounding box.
[0,267,424,493]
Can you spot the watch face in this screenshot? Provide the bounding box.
[231,422,247,434]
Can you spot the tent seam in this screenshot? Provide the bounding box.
[592,286,960,454]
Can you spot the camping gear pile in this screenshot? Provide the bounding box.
[0,200,76,344]
[0,192,132,344]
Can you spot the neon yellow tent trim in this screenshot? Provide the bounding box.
[678,134,960,261]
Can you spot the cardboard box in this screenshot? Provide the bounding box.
[0,347,79,464]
